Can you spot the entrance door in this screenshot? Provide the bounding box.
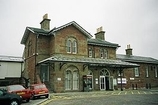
[100,76,105,90]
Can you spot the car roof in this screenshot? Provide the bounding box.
[30,84,45,86]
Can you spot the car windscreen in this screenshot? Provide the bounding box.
[8,85,25,91]
[34,84,46,89]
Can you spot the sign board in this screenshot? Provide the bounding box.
[57,78,61,81]
[117,78,127,84]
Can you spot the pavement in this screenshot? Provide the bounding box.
[35,88,158,105]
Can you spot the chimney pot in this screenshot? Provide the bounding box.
[40,14,51,30]
[95,26,105,40]
[126,44,133,56]
[43,14,48,19]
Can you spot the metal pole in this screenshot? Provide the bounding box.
[120,68,123,91]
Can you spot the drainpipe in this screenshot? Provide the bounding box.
[34,34,39,83]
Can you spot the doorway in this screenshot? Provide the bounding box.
[100,69,111,90]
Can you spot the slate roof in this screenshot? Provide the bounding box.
[0,55,23,62]
[21,21,93,44]
[117,54,158,64]
[38,55,139,68]
[88,39,120,48]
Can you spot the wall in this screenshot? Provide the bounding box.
[0,62,22,78]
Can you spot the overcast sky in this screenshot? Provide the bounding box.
[0,0,158,59]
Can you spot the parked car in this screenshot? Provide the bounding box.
[6,85,31,102]
[0,89,22,105]
[30,84,49,99]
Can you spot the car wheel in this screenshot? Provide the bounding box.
[10,100,19,105]
[26,98,30,102]
[46,94,49,98]
[31,94,35,100]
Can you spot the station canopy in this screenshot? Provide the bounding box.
[38,55,139,68]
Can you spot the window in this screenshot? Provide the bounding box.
[134,67,139,77]
[65,68,79,90]
[100,48,108,59]
[40,64,49,82]
[100,49,104,58]
[104,49,108,59]
[73,71,79,90]
[66,40,71,53]
[72,41,77,54]
[66,38,77,54]
[65,70,72,90]
[88,48,93,57]
[146,66,149,77]
[155,66,158,77]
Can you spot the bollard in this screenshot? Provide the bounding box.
[135,84,137,90]
[146,83,148,89]
[132,84,134,90]
[149,83,151,89]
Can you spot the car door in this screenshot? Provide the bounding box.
[0,90,10,105]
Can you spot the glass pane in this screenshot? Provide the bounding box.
[66,40,71,53]
[72,41,77,53]
[73,71,78,90]
[65,71,72,90]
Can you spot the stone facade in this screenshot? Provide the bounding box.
[21,14,158,92]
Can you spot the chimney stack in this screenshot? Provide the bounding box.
[95,26,105,40]
[126,44,133,56]
[40,14,51,30]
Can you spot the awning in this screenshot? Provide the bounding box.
[38,55,139,68]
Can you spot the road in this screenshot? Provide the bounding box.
[22,97,47,105]
[44,90,158,105]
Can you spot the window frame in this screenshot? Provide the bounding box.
[66,37,77,54]
[65,69,79,91]
[72,40,77,54]
[100,48,108,59]
[155,66,158,78]
[88,47,93,58]
[66,40,71,53]
[134,67,139,77]
[65,70,72,90]
[145,66,149,77]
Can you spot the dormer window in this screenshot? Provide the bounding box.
[66,37,77,54]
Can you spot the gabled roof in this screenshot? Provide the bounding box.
[117,54,158,64]
[0,55,23,62]
[49,21,93,38]
[21,27,50,44]
[21,21,93,44]
[88,39,120,48]
[38,55,139,68]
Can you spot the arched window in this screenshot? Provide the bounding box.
[72,40,77,54]
[66,40,71,53]
[73,71,79,90]
[65,67,79,90]
[66,38,77,54]
[100,69,110,76]
[65,70,72,90]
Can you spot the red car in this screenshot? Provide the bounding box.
[6,85,31,102]
[30,84,49,99]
